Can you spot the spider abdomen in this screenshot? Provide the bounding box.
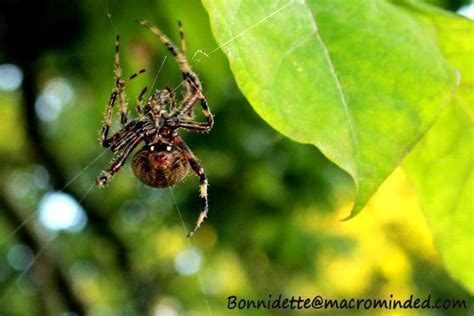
[132,145,190,188]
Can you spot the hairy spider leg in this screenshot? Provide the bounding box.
[178,21,186,56]
[100,90,118,146]
[172,134,209,237]
[105,127,135,151]
[139,20,208,124]
[100,70,146,146]
[96,134,145,187]
[115,35,147,124]
[101,104,144,150]
[115,35,128,124]
[138,20,202,93]
[176,88,214,132]
[100,35,146,147]
[177,20,193,99]
[109,123,144,152]
[122,69,146,86]
[136,87,148,118]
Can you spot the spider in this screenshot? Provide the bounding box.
[95,20,214,237]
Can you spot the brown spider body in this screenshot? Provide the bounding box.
[96,20,214,237]
[132,145,190,188]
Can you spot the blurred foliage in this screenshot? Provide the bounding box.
[0,0,472,315]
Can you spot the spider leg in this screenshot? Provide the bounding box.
[136,86,148,118]
[123,69,146,86]
[138,20,202,91]
[178,121,213,132]
[115,34,146,124]
[96,134,144,187]
[103,127,131,150]
[178,21,186,55]
[175,88,214,132]
[109,125,141,152]
[101,117,144,150]
[100,90,118,147]
[178,20,192,99]
[172,134,209,237]
[117,67,146,125]
[99,35,145,146]
[114,34,129,125]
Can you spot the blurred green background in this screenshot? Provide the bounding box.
[0,0,472,315]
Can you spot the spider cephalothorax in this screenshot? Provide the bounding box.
[96,20,214,237]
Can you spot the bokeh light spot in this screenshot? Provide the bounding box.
[35,78,75,121]
[32,165,50,189]
[152,298,182,316]
[120,199,147,229]
[7,244,34,271]
[174,248,202,276]
[38,192,88,232]
[0,64,23,91]
[153,305,178,316]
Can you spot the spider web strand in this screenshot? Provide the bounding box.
[168,188,213,316]
[0,150,107,247]
[0,181,96,306]
[193,0,295,59]
[0,234,56,306]
[145,56,168,101]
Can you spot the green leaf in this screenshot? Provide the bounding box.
[401,2,474,293]
[201,0,458,217]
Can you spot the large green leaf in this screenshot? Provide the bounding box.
[201,0,458,218]
[401,2,474,293]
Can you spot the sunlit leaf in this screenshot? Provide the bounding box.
[402,2,474,293]
[202,0,458,217]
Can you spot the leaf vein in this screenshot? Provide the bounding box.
[230,0,242,30]
[270,30,316,89]
[303,1,359,179]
